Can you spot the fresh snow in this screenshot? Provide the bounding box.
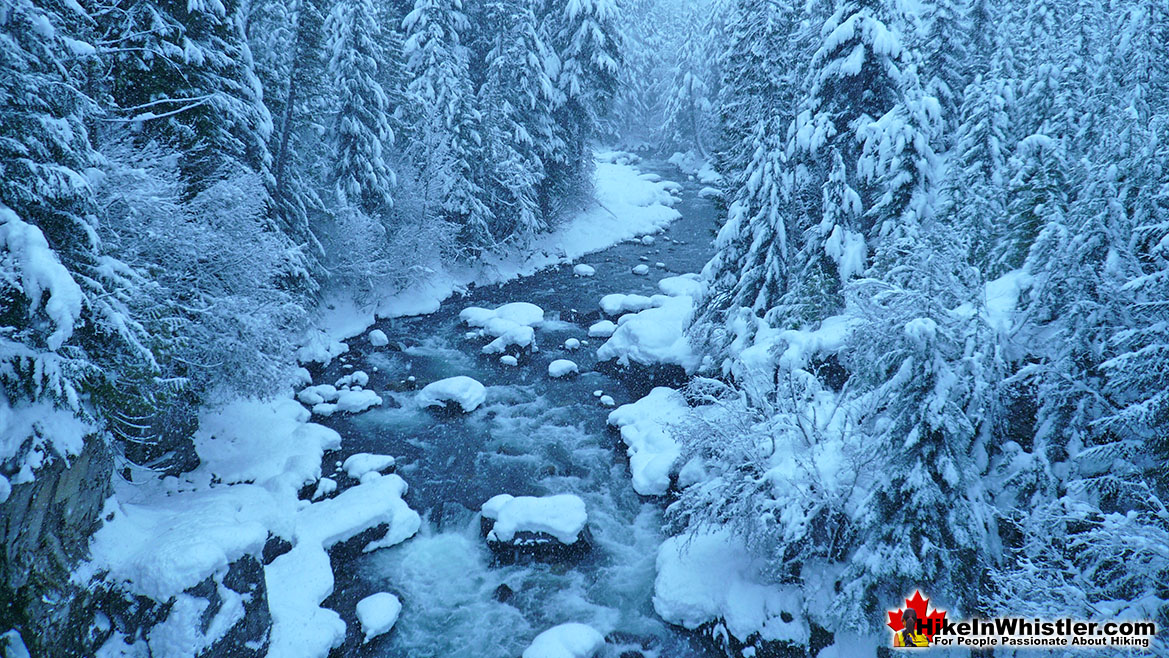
[599,293,654,316]
[368,329,389,346]
[481,494,588,544]
[0,207,84,351]
[356,593,402,643]
[521,623,605,658]
[311,388,382,417]
[417,376,487,412]
[500,355,519,366]
[654,527,809,646]
[573,264,596,277]
[658,274,706,298]
[563,337,581,350]
[588,320,617,338]
[342,453,396,480]
[548,359,579,378]
[632,264,650,275]
[595,295,700,372]
[607,388,688,495]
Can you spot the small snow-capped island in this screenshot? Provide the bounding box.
[480,494,591,563]
[417,376,487,414]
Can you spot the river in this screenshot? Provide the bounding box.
[310,160,722,658]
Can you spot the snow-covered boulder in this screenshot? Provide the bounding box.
[522,623,605,658]
[654,528,807,652]
[607,387,688,496]
[311,389,382,417]
[599,293,654,316]
[599,395,615,407]
[547,360,579,378]
[368,329,389,347]
[587,321,617,338]
[500,355,519,366]
[298,384,338,406]
[480,494,590,562]
[595,295,699,373]
[640,235,655,245]
[342,454,395,480]
[632,264,650,275]
[356,593,401,643]
[417,376,487,413]
[334,371,369,389]
[564,338,581,351]
[573,264,596,277]
[461,302,545,355]
[658,274,705,299]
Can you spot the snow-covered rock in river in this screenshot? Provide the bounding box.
[311,388,382,417]
[658,273,705,299]
[599,395,615,407]
[572,264,596,277]
[500,355,519,366]
[640,235,655,245]
[547,359,579,378]
[587,320,617,338]
[367,329,389,347]
[564,338,581,350]
[607,387,688,496]
[417,376,487,413]
[480,494,591,562]
[599,293,654,316]
[356,592,402,643]
[334,371,369,389]
[342,453,395,480]
[460,302,545,355]
[632,264,650,275]
[595,295,699,373]
[297,384,338,406]
[654,527,808,653]
[522,623,605,658]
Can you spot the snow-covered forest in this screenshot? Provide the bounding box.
[2,0,1167,655]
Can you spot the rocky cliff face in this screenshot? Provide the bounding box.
[0,435,112,657]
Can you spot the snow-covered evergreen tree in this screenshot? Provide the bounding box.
[326,0,395,214]
[403,0,492,249]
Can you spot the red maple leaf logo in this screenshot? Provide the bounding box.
[887,590,947,641]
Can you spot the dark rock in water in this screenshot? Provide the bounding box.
[564,308,603,325]
[0,437,112,657]
[263,535,293,565]
[593,359,689,400]
[493,584,514,603]
[480,522,593,566]
[685,620,812,658]
[329,522,391,563]
[201,555,270,657]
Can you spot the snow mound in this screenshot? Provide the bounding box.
[522,623,605,658]
[600,293,654,316]
[342,453,395,480]
[658,274,706,299]
[595,296,699,372]
[334,371,369,388]
[267,473,420,657]
[297,384,337,406]
[311,388,382,417]
[654,527,808,646]
[418,376,487,413]
[564,338,581,350]
[356,592,402,643]
[641,235,655,245]
[632,264,650,275]
[461,302,544,328]
[599,395,615,407]
[500,355,519,366]
[548,359,579,378]
[481,494,588,544]
[607,388,688,495]
[368,329,389,347]
[573,264,596,277]
[588,320,617,338]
